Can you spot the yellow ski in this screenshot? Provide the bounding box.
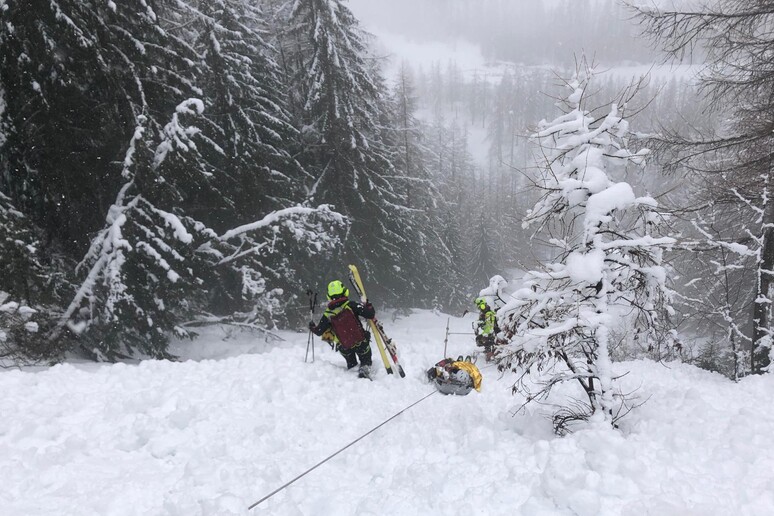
[348,264,405,378]
[348,265,393,375]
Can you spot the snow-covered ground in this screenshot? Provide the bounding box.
[2,310,774,515]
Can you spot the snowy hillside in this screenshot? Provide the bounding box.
[2,311,773,515]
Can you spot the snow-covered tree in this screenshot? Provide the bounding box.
[380,64,469,310]
[0,0,345,360]
[281,0,414,301]
[51,109,345,360]
[45,115,210,359]
[673,201,758,379]
[194,0,306,222]
[0,191,72,361]
[0,0,198,250]
[211,203,346,327]
[632,0,774,374]
[469,213,499,288]
[428,113,479,308]
[496,67,676,433]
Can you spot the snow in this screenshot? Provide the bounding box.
[566,249,605,284]
[219,205,343,241]
[158,211,193,244]
[2,310,774,515]
[585,181,636,237]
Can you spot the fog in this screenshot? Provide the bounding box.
[348,0,661,72]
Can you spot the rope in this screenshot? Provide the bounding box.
[247,390,438,511]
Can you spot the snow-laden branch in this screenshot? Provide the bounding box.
[220,204,345,240]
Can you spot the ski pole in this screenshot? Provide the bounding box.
[311,291,317,361]
[305,289,317,363]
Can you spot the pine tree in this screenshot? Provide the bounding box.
[469,212,498,287]
[195,0,306,223]
[284,0,409,301]
[52,110,345,359]
[386,63,469,310]
[48,115,212,360]
[1,0,347,360]
[0,0,198,252]
[0,0,207,359]
[0,191,72,361]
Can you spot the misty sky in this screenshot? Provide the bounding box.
[348,0,664,77]
[348,0,488,79]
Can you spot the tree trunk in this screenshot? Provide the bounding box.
[752,193,774,374]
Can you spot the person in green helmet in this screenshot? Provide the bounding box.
[309,280,375,378]
[474,296,498,360]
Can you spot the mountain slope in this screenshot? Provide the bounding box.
[1,310,773,515]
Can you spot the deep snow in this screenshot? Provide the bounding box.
[2,310,774,515]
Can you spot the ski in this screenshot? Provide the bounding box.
[348,265,392,375]
[348,264,406,378]
[373,320,406,378]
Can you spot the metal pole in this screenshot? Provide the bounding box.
[443,318,450,357]
[312,292,317,361]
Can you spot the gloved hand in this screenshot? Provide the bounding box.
[308,321,316,331]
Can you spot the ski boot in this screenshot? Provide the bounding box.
[358,364,372,380]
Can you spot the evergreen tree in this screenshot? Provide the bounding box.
[386,63,469,310]
[469,212,498,288]
[0,0,197,252]
[195,0,306,224]
[48,115,212,360]
[0,0,346,359]
[434,117,478,308]
[0,191,72,361]
[284,0,409,301]
[52,109,345,360]
[154,0,325,323]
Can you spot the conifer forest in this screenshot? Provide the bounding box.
[1,0,773,385]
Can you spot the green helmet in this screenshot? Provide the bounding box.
[327,280,349,300]
[475,297,488,310]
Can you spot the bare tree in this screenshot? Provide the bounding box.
[631,0,774,373]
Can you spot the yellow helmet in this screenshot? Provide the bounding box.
[475,297,487,310]
[327,280,349,300]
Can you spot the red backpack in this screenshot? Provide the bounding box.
[328,303,367,349]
